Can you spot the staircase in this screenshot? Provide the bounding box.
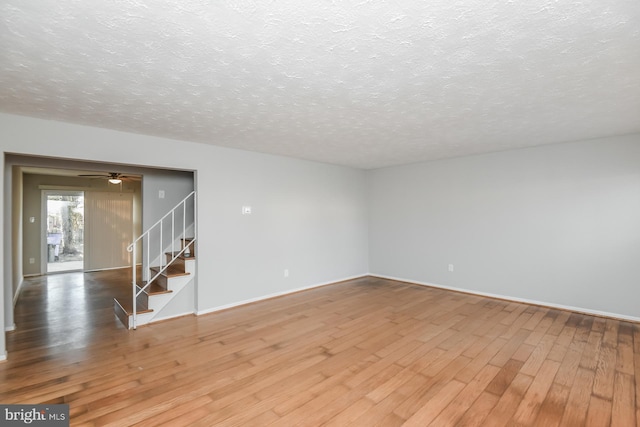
[114,192,196,329]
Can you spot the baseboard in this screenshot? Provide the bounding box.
[196,274,369,316]
[4,324,16,332]
[369,274,640,323]
[84,265,130,273]
[151,311,195,324]
[0,352,6,362]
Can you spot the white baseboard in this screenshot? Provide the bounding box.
[196,274,368,316]
[84,265,130,273]
[4,324,16,332]
[369,274,640,323]
[151,311,195,324]
[0,352,6,362]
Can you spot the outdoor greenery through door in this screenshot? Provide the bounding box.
[45,191,84,273]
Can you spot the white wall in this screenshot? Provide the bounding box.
[0,113,370,356]
[200,147,369,311]
[368,135,640,320]
[141,168,194,230]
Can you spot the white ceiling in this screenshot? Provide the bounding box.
[1,1,639,169]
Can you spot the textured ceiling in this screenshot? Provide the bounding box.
[1,1,639,169]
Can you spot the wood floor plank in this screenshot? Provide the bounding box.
[603,319,620,348]
[511,359,561,425]
[484,373,534,427]
[560,366,596,425]
[270,371,352,417]
[323,398,374,427]
[133,395,214,427]
[512,343,536,363]
[455,391,500,427]
[547,322,577,362]
[611,371,636,427]
[585,394,612,427]
[365,365,420,403]
[350,390,409,426]
[576,328,600,370]
[593,345,618,400]
[533,383,570,427]
[486,358,524,396]
[554,325,591,388]
[520,333,557,376]
[490,328,532,367]
[299,363,405,425]
[455,337,506,383]
[430,363,501,425]
[1,270,638,426]
[616,322,635,376]
[546,311,571,336]
[402,379,466,426]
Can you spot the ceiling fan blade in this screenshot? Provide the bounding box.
[77,172,140,181]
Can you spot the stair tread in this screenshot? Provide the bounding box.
[137,282,173,295]
[150,265,190,277]
[114,297,153,316]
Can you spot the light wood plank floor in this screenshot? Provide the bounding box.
[1,271,638,426]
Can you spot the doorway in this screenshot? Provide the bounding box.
[44,191,85,273]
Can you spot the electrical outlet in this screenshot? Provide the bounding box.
[284,269,289,278]
[29,258,35,264]
[448,264,454,272]
[242,206,252,215]
[158,190,165,199]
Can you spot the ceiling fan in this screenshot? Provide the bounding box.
[78,172,141,184]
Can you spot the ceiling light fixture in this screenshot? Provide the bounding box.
[108,178,122,184]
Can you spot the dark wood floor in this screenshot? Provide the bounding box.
[1,271,638,426]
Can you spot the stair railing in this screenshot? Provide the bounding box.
[127,191,196,329]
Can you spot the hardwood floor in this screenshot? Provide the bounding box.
[1,272,638,426]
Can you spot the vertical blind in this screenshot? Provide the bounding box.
[84,192,133,271]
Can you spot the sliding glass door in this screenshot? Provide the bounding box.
[45,191,85,273]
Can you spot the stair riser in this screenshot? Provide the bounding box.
[163,274,192,293]
[154,275,168,290]
[181,238,195,257]
[184,258,196,275]
[135,284,150,306]
[165,255,186,269]
[146,292,175,312]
